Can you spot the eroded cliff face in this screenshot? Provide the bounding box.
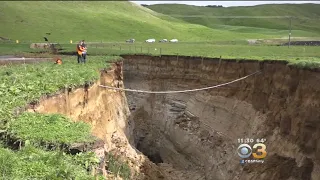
[27,63,166,179]
[28,64,129,144]
[122,55,320,180]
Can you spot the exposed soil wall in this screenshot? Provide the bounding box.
[122,55,320,180]
[26,63,166,179]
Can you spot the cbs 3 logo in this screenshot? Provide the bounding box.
[237,143,267,159]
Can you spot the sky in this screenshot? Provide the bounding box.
[131,1,320,7]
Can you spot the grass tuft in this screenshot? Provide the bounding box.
[9,113,93,145]
[0,146,98,179]
[106,152,131,180]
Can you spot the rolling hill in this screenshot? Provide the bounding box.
[146,3,320,36]
[1,1,319,44]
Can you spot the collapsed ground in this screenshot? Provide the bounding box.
[123,55,320,180]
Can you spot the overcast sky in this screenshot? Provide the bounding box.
[131,1,320,7]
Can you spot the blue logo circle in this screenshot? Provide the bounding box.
[241,147,249,154]
[237,144,252,158]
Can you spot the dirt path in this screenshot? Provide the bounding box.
[282,41,320,46]
[0,56,52,65]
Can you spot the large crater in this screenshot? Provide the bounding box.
[122,55,320,180]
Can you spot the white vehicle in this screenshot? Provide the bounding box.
[169,39,178,43]
[159,39,168,43]
[126,38,135,43]
[145,39,155,43]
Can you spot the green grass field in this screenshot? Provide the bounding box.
[1,1,319,64]
[147,3,320,36]
[1,1,319,66]
[2,1,319,44]
[1,43,319,68]
[0,1,261,42]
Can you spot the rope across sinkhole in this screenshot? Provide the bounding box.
[98,71,261,94]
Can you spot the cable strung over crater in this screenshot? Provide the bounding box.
[99,71,261,94]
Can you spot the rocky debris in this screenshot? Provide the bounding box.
[114,61,123,81]
[68,137,107,177]
[185,110,195,118]
[111,132,129,152]
[130,105,136,111]
[175,112,200,132]
[109,131,167,180]
[169,107,184,112]
[169,100,186,113]
[200,129,210,141]
[158,163,205,180]
[69,136,104,154]
[170,100,186,109]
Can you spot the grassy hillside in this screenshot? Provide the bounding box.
[1,1,316,44]
[147,3,320,36]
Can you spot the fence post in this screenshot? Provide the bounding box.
[160,48,162,56]
[201,56,204,67]
[216,56,222,73]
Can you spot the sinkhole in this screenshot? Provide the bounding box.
[121,55,320,180]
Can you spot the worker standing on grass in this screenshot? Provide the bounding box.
[76,40,87,63]
[81,40,87,63]
[76,41,83,63]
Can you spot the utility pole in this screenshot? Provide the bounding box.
[288,17,292,48]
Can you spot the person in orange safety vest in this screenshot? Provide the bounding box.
[77,40,87,63]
